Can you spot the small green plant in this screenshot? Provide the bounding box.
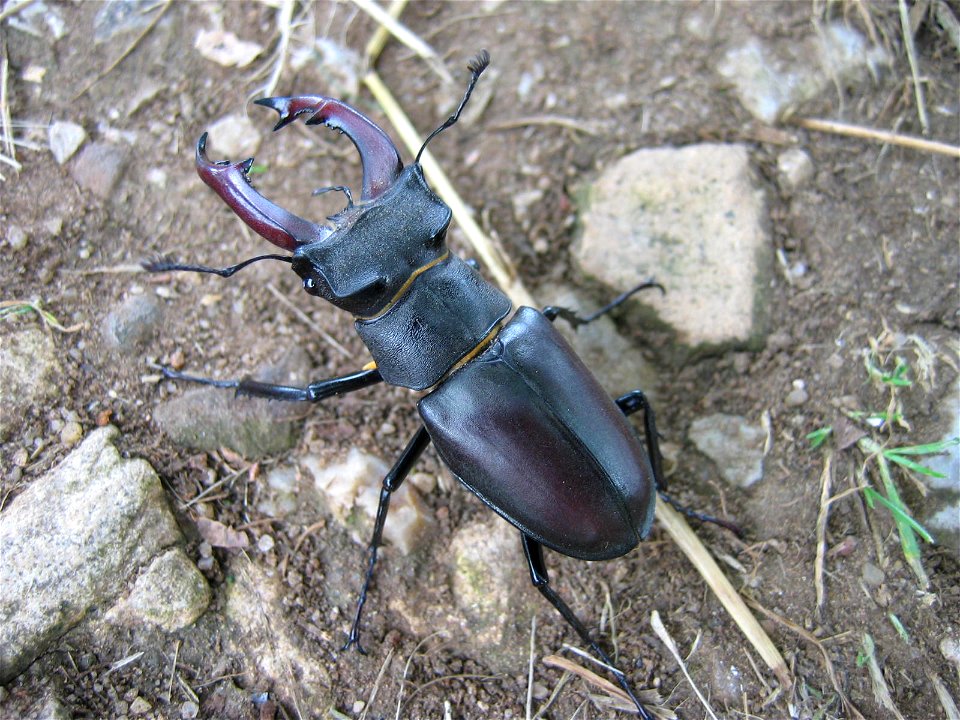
[809,333,958,587]
[0,299,81,333]
[806,426,833,449]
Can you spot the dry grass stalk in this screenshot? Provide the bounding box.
[542,654,672,718]
[746,597,865,720]
[898,0,930,134]
[861,633,907,720]
[814,452,834,618]
[929,671,960,720]
[650,610,720,720]
[657,499,791,689]
[793,117,959,157]
[350,0,451,84]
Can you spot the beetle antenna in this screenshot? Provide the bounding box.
[142,253,293,278]
[415,50,490,164]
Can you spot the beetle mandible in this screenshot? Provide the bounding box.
[149,51,670,718]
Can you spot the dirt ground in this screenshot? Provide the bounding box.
[2,1,959,719]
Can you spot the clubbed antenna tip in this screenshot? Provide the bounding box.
[416,50,492,163]
[468,49,490,76]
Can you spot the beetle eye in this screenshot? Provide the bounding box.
[303,277,317,293]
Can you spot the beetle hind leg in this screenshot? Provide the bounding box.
[522,534,654,719]
[616,390,744,537]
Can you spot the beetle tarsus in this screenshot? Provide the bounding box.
[312,184,354,209]
[345,427,432,652]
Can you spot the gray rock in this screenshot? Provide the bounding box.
[303,447,430,555]
[777,148,815,193]
[448,517,537,673]
[102,294,163,352]
[105,548,211,631]
[224,560,333,713]
[204,114,262,159]
[7,223,28,250]
[153,349,311,458]
[48,121,87,165]
[573,144,771,351]
[717,23,889,124]
[0,426,181,683]
[69,142,128,199]
[539,284,658,399]
[0,328,61,438]
[689,413,766,487]
[918,378,960,559]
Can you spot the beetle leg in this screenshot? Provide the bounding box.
[543,279,665,329]
[344,426,432,654]
[156,366,382,402]
[615,390,665,491]
[616,391,744,538]
[521,534,654,720]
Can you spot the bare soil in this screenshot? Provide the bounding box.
[2,2,958,719]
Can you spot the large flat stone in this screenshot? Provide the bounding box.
[0,427,181,682]
[573,144,772,351]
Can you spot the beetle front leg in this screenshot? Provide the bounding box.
[344,426,432,653]
[158,366,382,402]
[521,534,654,719]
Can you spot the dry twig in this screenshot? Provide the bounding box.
[72,0,172,100]
[793,117,959,157]
[350,0,451,84]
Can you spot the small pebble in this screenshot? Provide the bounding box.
[60,421,83,446]
[777,148,814,192]
[49,121,87,165]
[7,224,28,250]
[352,700,365,713]
[129,697,152,715]
[257,534,275,553]
[785,379,808,406]
[862,562,885,587]
[180,700,199,719]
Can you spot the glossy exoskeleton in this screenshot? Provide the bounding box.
[149,52,668,718]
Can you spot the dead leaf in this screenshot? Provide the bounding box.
[196,517,250,548]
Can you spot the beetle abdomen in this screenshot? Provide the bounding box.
[418,307,656,560]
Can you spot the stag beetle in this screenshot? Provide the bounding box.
[149,52,678,718]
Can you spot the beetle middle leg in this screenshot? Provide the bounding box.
[522,534,654,720]
[344,425,432,653]
[616,390,744,537]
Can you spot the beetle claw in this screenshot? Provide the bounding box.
[195,134,330,252]
[254,95,402,201]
